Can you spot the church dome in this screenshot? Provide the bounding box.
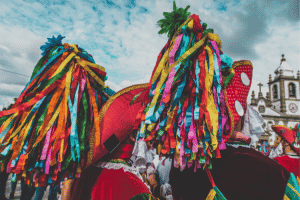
[274,54,294,77]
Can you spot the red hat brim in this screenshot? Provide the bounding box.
[224,60,253,139]
[87,83,148,167]
[272,125,299,155]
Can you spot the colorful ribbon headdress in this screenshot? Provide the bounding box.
[272,123,300,155]
[0,35,112,187]
[134,2,253,171]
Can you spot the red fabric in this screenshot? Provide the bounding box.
[91,168,151,200]
[225,63,253,135]
[109,144,134,159]
[272,125,299,155]
[274,155,300,177]
[91,85,147,165]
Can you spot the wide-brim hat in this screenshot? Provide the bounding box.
[88,83,148,166]
[224,60,253,139]
[271,124,300,155]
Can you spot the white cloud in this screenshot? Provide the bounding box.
[106,74,150,92]
[0,0,299,109]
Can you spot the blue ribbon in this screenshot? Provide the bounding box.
[220,54,233,69]
[194,59,200,120]
[0,120,14,143]
[0,144,11,156]
[68,84,80,162]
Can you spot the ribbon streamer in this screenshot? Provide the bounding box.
[0,36,113,187]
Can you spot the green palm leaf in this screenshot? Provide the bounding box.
[157,1,191,39]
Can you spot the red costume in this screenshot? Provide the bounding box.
[71,84,156,200]
[272,124,300,178]
[274,155,300,177]
[91,165,151,200]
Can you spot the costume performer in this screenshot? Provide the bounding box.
[66,84,156,200]
[0,35,114,194]
[131,2,300,200]
[272,124,300,179]
[269,132,283,159]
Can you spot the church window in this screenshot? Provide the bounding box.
[272,85,278,99]
[288,83,296,98]
[258,105,265,113]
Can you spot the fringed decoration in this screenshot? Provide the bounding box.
[0,35,113,187]
[135,8,235,170]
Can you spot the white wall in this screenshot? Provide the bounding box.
[287,121,299,128]
[258,99,266,106]
[273,101,281,111]
[285,100,300,115]
[266,119,275,130]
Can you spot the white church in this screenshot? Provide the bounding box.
[250,54,300,145]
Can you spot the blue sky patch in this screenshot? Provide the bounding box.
[0,0,298,108]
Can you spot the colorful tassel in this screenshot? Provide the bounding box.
[0,35,113,187]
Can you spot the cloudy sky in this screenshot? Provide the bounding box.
[0,0,299,109]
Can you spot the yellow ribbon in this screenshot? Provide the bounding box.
[206,188,217,200]
[204,46,218,150]
[149,35,208,115]
[76,58,106,86]
[70,44,79,54]
[31,106,61,151]
[147,123,156,132]
[165,110,176,131]
[0,112,18,144]
[16,117,34,157]
[51,52,76,78]
[187,20,194,30]
[59,139,64,162]
[207,33,222,50]
[5,111,33,145]
[86,76,101,154]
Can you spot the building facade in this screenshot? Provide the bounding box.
[250,54,300,145]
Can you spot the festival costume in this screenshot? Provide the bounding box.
[272,124,300,178]
[131,2,300,199]
[71,84,156,200]
[0,36,113,188]
[275,155,300,178]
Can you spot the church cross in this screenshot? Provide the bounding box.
[258,83,263,93]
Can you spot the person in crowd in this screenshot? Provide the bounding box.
[132,2,300,199]
[61,84,156,200]
[0,36,113,200]
[269,133,283,159]
[272,124,300,178]
[0,171,9,200]
[131,135,173,200]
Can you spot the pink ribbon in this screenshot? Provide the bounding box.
[45,146,52,174]
[211,40,228,134]
[6,160,12,173]
[194,162,201,172]
[160,34,184,105]
[187,161,193,168]
[78,69,87,106]
[219,138,226,150]
[188,113,198,153]
[41,126,53,160]
[58,162,61,172]
[180,118,186,169]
